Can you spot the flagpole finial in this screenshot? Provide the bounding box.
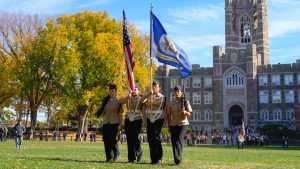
[150,3,153,12]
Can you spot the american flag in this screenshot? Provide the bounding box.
[123,10,135,91]
[242,119,245,137]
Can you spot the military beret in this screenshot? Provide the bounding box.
[174,85,182,91]
[109,84,117,89]
[152,81,160,85]
[134,83,140,89]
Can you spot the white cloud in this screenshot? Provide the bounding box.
[168,3,224,24]
[269,21,300,38]
[270,45,300,64]
[74,0,115,9]
[174,34,225,52]
[133,20,149,34]
[269,0,300,37]
[188,49,213,67]
[0,0,115,15]
[271,0,300,5]
[175,34,224,67]
[1,0,69,14]
[159,3,224,66]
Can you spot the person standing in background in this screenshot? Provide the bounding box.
[3,127,8,141]
[29,128,34,141]
[13,119,26,149]
[45,131,49,141]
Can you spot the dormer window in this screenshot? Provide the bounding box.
[240,16,251,43]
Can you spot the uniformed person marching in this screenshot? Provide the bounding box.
[237,131,245,149]
[119,85,146,163]
[166,85,192,165]
[95,84,123,162]
[143,81,167,164]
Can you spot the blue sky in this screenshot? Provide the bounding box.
[1,0,300,67]
[1,0,300,121]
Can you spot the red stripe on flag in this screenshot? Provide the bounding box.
[124,46,135,91]
[125,45,135,67]
[123,10,135,92]
[242,120,245,137]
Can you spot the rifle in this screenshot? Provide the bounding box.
[95,95,110,118]
[182,94,188,111]
[182,94,191,116]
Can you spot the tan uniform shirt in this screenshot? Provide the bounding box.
[166,99,192,126]
[126,95,143,121]
[144,94,166,121]
[103,98,123,124]
[238,134,245,142]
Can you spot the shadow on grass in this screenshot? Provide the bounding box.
[188,144,300,151]
[23,156,106,163]
[22,156,176,166]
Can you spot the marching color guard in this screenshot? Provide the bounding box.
[237,131,245,149]
[96,84,123,162]
[166,85,192,165]
[143,81,167,164]
[119,84,146,163]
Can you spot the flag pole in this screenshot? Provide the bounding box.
[150,3,153,113]
[181,77,186,111]
[122,1,128,94]
[150,3,153,86]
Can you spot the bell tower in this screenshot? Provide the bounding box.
[225,0,269,65]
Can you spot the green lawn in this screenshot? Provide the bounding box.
[0,140,299,169]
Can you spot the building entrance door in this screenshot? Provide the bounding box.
[229,105,243,126]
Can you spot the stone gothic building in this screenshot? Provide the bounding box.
[155,0,299,132]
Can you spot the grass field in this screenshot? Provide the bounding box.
[0,140,299,169]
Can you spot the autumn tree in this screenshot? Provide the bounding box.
[0,61,17,107]
[0,11,153,132]
[39,93,64,127]
[40,10,152,133]
[20,16,73,129]
[0,109,14,124]
[0,12,53,128]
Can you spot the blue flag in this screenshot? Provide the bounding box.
[151,12,192,78]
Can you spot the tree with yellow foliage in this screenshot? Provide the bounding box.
[0,13,47,128]
[41,10,153,133]
[0,11,154,133]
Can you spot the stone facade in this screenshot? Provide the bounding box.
[155,0,298,132]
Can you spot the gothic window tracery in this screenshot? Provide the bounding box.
[240,15,251,43]
[226,70,245,86]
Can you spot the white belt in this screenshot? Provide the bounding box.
[127,110,142,122]
[146,109,164,123]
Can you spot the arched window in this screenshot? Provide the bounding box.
[286,108,295,120]
[226,70,245,86]
[273,108,282,121]
[240,15,251,43]
[260,109,269,121]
